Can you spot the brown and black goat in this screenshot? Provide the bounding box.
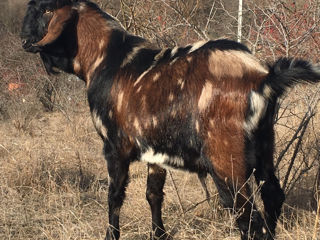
[20,0,320,239]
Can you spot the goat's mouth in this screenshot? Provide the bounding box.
[21,38,42,53]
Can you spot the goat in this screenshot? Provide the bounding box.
[20,0,320,239]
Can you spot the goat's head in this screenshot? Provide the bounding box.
[20,0,122,77]
[20,0,74,53]
[21,0,78,74]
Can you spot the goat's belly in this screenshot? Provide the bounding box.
[140,147,185,169]
[138,146,209,173]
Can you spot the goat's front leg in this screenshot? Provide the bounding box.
[197,172,211,205]
[146,164,170,240]
[105,145,130,240]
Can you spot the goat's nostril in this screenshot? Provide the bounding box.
[21,39,29,47]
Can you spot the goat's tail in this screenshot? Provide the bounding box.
[245,58,320,134]
[259,57,320,102]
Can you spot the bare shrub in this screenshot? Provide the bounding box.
[90,0,320,204]
[0,0,320,239]
[0,4,87,126]
[0,0,25,34]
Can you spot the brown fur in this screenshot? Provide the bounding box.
[35,4,113,86]
[73,5,111,85]
[112,49,266,144]
[22,1,315,238]
[35,6,74,46]
[109,49,268,214]
[110,49,268,203]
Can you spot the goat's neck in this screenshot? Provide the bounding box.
[71,6,155,88]
[72,11,114,86]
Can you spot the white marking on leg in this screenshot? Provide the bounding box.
[148,167,156,174]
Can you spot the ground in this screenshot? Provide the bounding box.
[0,107,319,239]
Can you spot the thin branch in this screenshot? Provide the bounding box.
[282,112,314,191]
[275,110,314,169]
[168,170,185,217]
[159,0,207,40]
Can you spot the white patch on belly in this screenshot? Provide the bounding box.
[140,147,184,168]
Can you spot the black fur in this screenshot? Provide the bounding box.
[260,58,320,99]
[244,57,320,239]
[204,39,251,53]
[20,1,320,240]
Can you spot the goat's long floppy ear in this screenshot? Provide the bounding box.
[34,5,75,47]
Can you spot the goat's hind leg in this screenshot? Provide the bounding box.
[198,172,211,205]
[209,161,270,240]
[105,144,130,240]
[146,164,170,240]
[253,126,285,237]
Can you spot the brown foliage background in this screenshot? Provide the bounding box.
[0,0,319,239]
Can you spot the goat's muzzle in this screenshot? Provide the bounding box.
[21,39,42,53]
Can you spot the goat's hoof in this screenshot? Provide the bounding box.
[105,228,119,240]
[150,232,172,240]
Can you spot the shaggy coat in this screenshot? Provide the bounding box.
[20,1,320,239]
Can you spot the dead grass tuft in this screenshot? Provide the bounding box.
[0,1,319,239]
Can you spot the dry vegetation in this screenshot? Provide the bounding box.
[0,0,319,239]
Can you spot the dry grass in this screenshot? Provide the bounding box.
[0,108,319,240]
[0,1,319,239]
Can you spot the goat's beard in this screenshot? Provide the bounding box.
[40,53,60,75]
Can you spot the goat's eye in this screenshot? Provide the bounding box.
[43,10,52,15]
